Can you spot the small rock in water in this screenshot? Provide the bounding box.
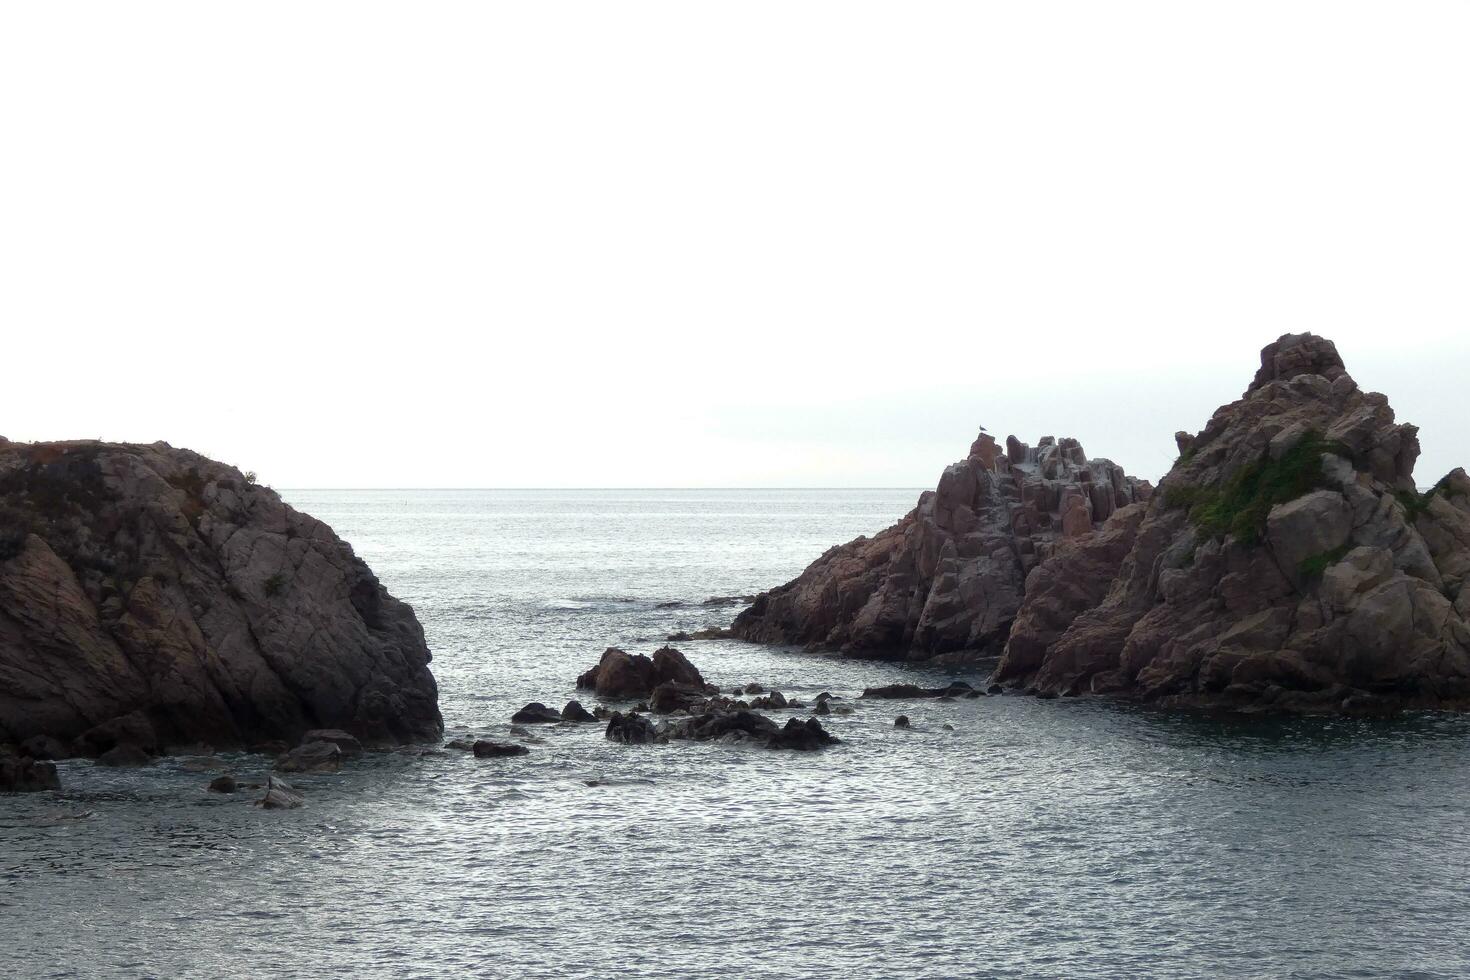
[767,718,840,751]
[744,683,764,695]
[208,775,238,794]
[473,740,530,758]
[179,756,227,772]
[894,716,911,729]
[942,724,955,731]
[511,702,563,724]
[987,684,1004,695]
[257,775,304,810]
[562,700,598,723]
[301,729,364,757]
[275,741,343,773]
[605,712,658,745]
[812,701,831,716]
[250,740,291,757]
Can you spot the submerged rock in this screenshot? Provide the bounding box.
[208,774,238,794]
[995,333,1470,713]
[301,729,364,758]
[275,741,342,773]
[0,439,442,751]
[96,744,152,768]
[731,430,1150,662]
[472,740,530,758]
[0,753,60,792]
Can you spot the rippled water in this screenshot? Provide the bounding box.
[5,489,1470,979]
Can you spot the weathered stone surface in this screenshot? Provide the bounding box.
[649,681,709,714]
[1,753,60,792]
[0,440,442,750]
[301,729,364,758]
[765,717,839,751]
[275,741,342,773]
[1267,490,1353,587]
[510,702,563,724]
[604,711,658,744]
[472,740,530,758]
[561,700,597,723]
[258,775,304,809]
[575,646,713,700]
[996,333,1470,713]
[731,430,1149,662]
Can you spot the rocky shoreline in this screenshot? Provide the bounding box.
[8,333,1470,799]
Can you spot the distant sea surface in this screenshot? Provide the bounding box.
[5,489,1470,979]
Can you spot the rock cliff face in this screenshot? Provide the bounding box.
[731,430,1151,662]
[995,333,1470,713]
[0,440,442,754]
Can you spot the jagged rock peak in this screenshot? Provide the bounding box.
[1247,332,1346,394]
[731,426,1150,663]
[995,334,1470,715]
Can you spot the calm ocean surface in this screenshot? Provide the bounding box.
[4,489,1470,979]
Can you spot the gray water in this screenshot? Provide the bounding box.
[4,489,1470,979]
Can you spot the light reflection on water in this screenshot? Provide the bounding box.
[4,490,1470,979]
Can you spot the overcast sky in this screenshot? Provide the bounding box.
[2,3,1466,488]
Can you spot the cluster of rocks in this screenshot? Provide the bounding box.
[0,439,443,765]
[993,333,1470,714]
[572,646,842,750]
[731,430,1151,663]
[860,680,996,699]
[606,710,839,751]
[728,333,1470,717]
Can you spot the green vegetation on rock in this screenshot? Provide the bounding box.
[1298,544,1351,580]
[1164,431,1348,546]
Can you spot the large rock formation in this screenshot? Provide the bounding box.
[995,333,1470,714]
[0,439,442,754]
[731,430,1151,662]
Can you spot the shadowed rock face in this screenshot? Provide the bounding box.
[995,332,1470,714]
[731,430,1151,663]
[0,439,442,753]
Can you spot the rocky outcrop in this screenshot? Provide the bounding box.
[732,430,1151,662]
[0,439,442,754]
[995,333,1470,714]
[575,646,715,700]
